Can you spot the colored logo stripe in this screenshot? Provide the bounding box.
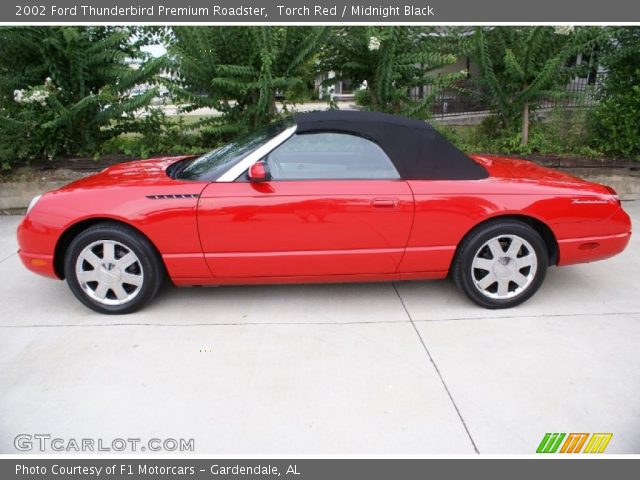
[583,433,613,453]
[560,433,589,453]
[537,433,566,453]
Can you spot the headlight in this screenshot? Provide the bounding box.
[26,194,42,214]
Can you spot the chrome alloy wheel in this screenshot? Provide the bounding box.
[471,234,538,300]
[75,240,144,306]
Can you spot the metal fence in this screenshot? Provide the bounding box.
[415,77,599,118]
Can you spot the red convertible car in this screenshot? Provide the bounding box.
[17,111,631,314]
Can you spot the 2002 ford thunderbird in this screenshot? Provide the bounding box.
[18,111,632,314]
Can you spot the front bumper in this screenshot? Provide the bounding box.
[18,250,58,279]
[17,210,61,280]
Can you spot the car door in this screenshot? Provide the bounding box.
[197,132,414,278]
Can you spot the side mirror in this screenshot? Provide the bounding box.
[248,161,271,182]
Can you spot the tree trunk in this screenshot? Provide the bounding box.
[368,81,379,111]
[521,100,529,146]
[269,93,277,117]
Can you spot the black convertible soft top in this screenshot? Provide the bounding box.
[293,111,487,181]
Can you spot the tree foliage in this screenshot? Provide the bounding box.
[471,26,600,144]
[589,27,640,157]
[0,26,638,170]
[0,26,164,168]
[320,26,464,116]
[168,26,328,140]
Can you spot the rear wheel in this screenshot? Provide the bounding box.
[452,221,548,309]
[64,223,164,314]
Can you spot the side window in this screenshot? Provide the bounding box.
[265,133,400,180]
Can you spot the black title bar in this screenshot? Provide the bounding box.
[2,0,640,23]
[3,459,640,480]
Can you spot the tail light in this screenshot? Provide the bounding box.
[604,186,621,206]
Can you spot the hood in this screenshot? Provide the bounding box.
[57,156,192,191]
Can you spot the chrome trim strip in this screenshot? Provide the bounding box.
[216,124,297,182]
[146,194,200,199]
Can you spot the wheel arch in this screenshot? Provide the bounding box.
[53,217,165,279]
[454,214,559,268]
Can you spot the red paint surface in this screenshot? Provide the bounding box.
[17,154,632,285]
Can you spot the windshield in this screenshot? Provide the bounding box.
[177,118,294,181]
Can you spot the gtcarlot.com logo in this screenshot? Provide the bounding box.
[14,434,195,452]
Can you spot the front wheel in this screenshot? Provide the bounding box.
[452,221,548,309]
[64,223,164,314]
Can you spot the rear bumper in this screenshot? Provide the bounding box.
[18,250,58,279]
[557,231,631,266]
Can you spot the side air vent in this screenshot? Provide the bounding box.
[146,194,200,199]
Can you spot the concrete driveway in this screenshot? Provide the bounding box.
[1,202,639,454]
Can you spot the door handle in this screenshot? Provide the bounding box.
[371,198,400,208]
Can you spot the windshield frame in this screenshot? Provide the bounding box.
[175,117,296,182]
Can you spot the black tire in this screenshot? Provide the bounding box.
[64,222,164,314]
[452,220,548,309]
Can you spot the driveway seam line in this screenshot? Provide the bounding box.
[410,311,640,323]
[393,282,480,454]
[0,320,413,328]
[0,252,17,264]
[3,312,639,329]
